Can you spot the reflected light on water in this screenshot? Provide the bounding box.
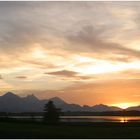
[120,117,128,123]
[61,116,140,123]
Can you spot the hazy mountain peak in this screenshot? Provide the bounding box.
[3,92,15,96]
[126,105,140,111]
[50,96,62,100]
[2,92,20,98]
[26,94,39,100]
[94,104,108,107]
[49,97,67,105]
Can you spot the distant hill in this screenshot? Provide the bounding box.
[126,105,140,111]
[91,104,121,112]
[0,92,137,113]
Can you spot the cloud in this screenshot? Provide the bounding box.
[0,75,3,79]
[0,1,139,71]
[118,69,140,79]
[47,70,77,77]
[46,70,91,80]
[0,1,139,92]
[66,25,140,62]
[15,76,27,79]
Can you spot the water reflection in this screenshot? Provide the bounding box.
[4,115,140,123]
[61,116,140,123]
[119,117,128,123]
[115,116,140,123]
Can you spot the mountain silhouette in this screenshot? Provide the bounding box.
[49,97,67,105]
[0,92,138,112]
[126,105,140,111]
[2,92,20,99]
[91,104,121,112]
[23,94,39,102]
[0,92,24,112]
[0,92,68,112]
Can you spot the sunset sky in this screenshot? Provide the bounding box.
[0,1,140,108]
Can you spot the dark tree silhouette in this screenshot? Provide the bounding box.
[43,100,60,123]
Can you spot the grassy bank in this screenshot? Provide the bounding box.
[0,121,140,138]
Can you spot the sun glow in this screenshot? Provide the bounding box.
[31,44,47,59]
[74,60,140,75]
[119,117,128,123]
[113,103,136,109]
[32,48,47,59]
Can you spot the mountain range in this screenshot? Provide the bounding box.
[0,92,139,113]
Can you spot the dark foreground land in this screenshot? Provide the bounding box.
[0,121,140,138]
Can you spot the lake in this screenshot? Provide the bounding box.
[61,116,140,123]
[7,116,140,123]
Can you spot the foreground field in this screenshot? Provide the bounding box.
[0,121,140,138]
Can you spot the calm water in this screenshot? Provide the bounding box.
[8,116,140,123]
[61,116,140,123]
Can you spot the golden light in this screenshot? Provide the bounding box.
[31,43,47,59]
[73,55,94,63]
[113,103,136,109]
[32,48,47,59]
[74,60,140,75]
[74,61,125,74]
[120,117,128,123]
